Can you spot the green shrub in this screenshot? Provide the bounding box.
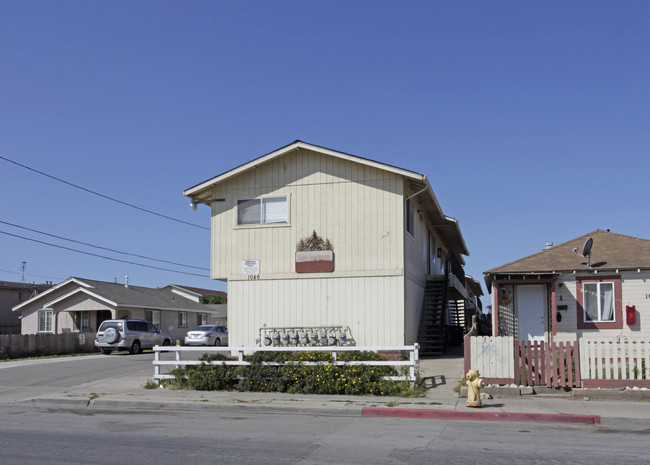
[169,350,424,397]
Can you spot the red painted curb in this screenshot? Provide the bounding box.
[361,407,601,425]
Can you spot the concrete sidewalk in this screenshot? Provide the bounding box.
[11,378,649,429]
[3,356,647,431]
[2,347,648,429]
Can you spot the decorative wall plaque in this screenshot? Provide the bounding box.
[296,231,334,273]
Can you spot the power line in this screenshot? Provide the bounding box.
[0,155,209,231]
[0,229,210,278]
[0,220,209,271]
[0,268,65,282]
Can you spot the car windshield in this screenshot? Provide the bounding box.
[99,321,123,331]
[193,326,214,331]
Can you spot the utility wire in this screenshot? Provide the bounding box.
[0,220,209,271]
[0,229,209,278]
[0,155,209,231]
[0,268,65,282]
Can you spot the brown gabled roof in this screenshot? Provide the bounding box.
[485,230,650,275]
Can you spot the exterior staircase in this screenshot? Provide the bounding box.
[417,277,447,357]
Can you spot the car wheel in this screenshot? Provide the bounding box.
[214,337,221,346]
[162,339,171,346]
[102,349,113,355]
[130,340,141,354]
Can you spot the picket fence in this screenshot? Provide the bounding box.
[580,337,650,388]
[465,335,650,388]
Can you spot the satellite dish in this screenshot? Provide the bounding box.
[581,238,593,257]
[573,237,593,268]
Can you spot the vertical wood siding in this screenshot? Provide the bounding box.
[229,276,404,347]
[554,271,650,341]
[209,148,405,280]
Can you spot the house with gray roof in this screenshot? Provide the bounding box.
[13,277,227,342]
[484,229,650,343]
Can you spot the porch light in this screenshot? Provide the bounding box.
[190,198,198,211]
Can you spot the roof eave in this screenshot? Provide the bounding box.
[183,140,424,199]
[12,277,91,311]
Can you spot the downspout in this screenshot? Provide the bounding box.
[403,184,428,345]
[493,282,499,337]
[550,278,557,344]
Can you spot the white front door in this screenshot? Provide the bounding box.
[516,284,546,342]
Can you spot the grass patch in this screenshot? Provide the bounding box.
[143,379,158,390]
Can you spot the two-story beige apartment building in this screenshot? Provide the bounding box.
[184,141,472,353]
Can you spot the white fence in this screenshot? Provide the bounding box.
[153,344,419,385]
[465,336,514,380]
[580,337,650,381]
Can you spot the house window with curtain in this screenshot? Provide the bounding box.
[237,197,288,225]
[38,309,53,332]
[583,282,614,322]
[198,312,208,326]
[178,311,187,328]
[576,276,622,329]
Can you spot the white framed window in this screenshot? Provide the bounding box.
[198,312,208,326]
[583,282,615,323]
[237,197,288,225]
[38,309,53,332]
[178,311,187,328]
[145,309,161,327]
[406,198,414,237]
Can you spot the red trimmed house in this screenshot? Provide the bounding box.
[484,230,650,343]
[472,230,650,388]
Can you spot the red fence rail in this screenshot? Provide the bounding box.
[515,340,581,388]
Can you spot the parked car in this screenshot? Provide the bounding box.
[95,319,171,355]
[184,325,228,346]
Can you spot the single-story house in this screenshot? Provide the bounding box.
[484,229,650,343]
[183,140,476,354]
[13,277,227,342]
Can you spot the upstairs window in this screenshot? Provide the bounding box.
[406,198,414,237]
[237,197,288,225]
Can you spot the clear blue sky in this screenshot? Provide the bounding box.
[2,1,649,297]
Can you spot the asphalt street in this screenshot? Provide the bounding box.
[1,351,649,465]
[0,402,647,465]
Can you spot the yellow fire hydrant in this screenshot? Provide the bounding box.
[466,369,485,408]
